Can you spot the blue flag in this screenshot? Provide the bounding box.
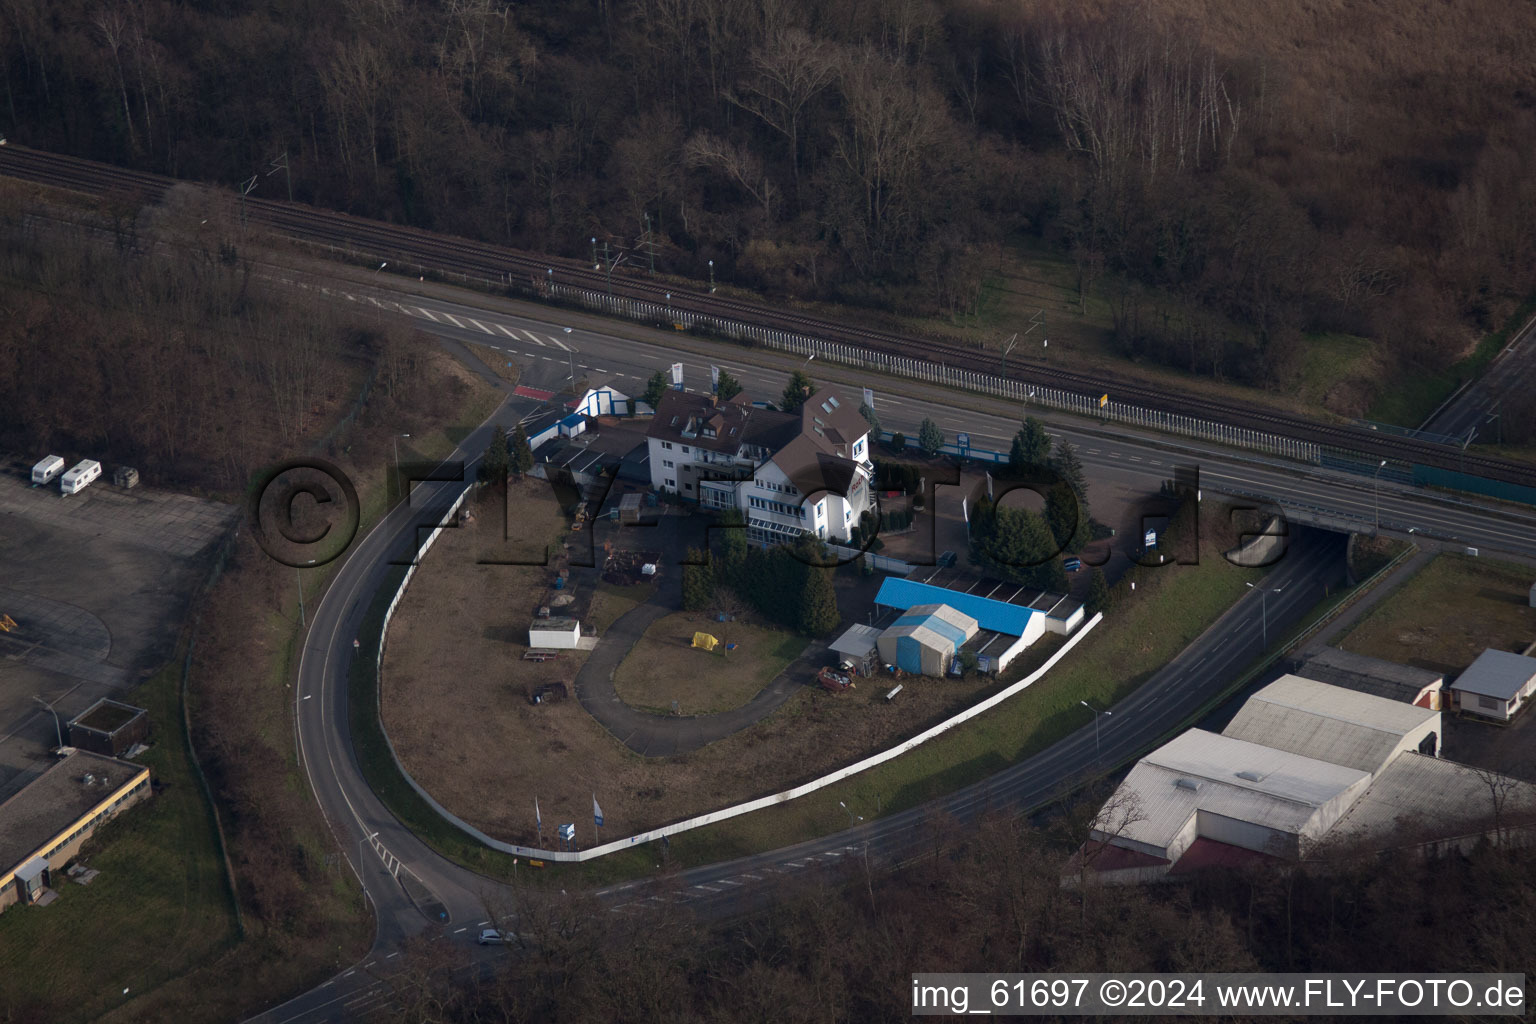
[593,795,604,828]
[535,797,542,831]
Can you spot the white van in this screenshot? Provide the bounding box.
[31,455,65,486]
[59,459,102,496]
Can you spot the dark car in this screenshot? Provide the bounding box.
[938,550,957,568]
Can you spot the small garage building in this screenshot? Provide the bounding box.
[528,616,581,649]
[1452,649,1536,721]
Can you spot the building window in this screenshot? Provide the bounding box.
[1479,694,1500,710]
[681,445,690,454]
[663,460,674,468]
[661,441,673,450]
[684,483,693,491]
[665,478,675,488]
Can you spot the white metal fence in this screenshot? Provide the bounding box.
[375,526,1102,861]
[545,282,1323,465]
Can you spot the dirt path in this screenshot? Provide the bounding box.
[572,537,824,756]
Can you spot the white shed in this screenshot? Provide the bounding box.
[528,616,581,649]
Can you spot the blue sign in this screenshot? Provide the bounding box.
[956,432,970,449]
[557,823,575,841]
[1144,529,1158,548]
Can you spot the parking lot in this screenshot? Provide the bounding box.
[0,459,237,798]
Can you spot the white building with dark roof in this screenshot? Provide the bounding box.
[644,387,872,545]
[1450,649,1536,721]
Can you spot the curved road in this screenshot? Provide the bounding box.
[250,294,1536,1022]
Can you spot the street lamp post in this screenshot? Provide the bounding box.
[838,800,863,829]
[33,696,63,749]
[393,433,412,496]
[1373,458,1389,529]
[708,259,715,292]
[591,237,597,268]
[1080,700,1111,762]
[1245,582,1285,650]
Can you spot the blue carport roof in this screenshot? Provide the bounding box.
[875,577,1038,636]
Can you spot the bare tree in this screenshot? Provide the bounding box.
[726,29,838,196]
[684,130,778,223]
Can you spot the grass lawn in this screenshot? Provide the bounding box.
[465,341,522,385]
[1338,554,1536,676]
[0,659,238,1024]
[613,611,805,715]
[589,580,656,634]
[638,503,1265,871]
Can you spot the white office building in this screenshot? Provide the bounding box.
[645,388,873,545]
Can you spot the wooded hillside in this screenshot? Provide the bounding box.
[3,0,1533,383]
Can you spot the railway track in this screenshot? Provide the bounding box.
[3,142,1531,488]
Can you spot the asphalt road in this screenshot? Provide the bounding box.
[247,279,1536,1022]
[1421,310,1536,442]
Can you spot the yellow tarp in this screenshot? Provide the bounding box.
[691,632,720,651]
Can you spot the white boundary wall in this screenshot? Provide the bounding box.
[376,524,1101,861]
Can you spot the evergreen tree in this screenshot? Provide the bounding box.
[681,547,713,611]
[969,497,1066,591]
[482,424,509,483]
[858,401,881,440]
[799,562,841,635]
[781,369,815,412]
[918,417,945,455]
[714,508,748,588]
[1010,417,1051,476]
[1045,481,1088,553]
[715,369,743,401]
[642,370,668,411]
[1086,567,1111,615]
[1051,439,1087,502]
[510,422,534,477]
[890,431,905,450]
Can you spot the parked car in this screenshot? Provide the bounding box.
[1064,558,1083,573]
[938,550,957,568]
[478,929,511,945]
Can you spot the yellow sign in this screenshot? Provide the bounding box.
[691,632,720,651]
[1098,394,1109,408]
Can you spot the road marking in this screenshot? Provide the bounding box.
[785,860,806,868]
[519,329,544,345]
[718,878,743,886]
[1150,460,1163,466]
[1129,456,1142,462]
[454,926,467,933]
[1086,448,1100,455]
[549,335,572,352]
[416,307,441,322]
[478,920,490,926]
[739,873,762,881]
[523,352,537,358]
[692,884,720,893]
[467,318,495,334]
[594,367,609,373]
[440,313,468,328]
[495,323,519,338]
[542,356,556,361]
[302,694,312,700]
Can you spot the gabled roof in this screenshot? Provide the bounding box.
[888,603,978,649]
[799,390,869,457]
[769,435,861,500]
[875,577,1039,637]
[1222,675,1437,775]
[1450,649,1536,701]
[645,390,753,454]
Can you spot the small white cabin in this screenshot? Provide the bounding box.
[60,459,102,496]
[32,455,65,486]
